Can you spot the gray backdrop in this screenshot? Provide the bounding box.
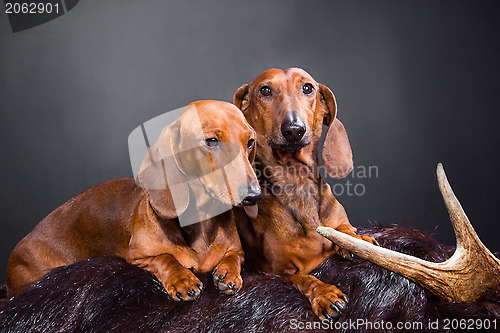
[1,0,499,282]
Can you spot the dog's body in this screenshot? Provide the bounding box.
[6,100,261,300]
[233,68,377,320]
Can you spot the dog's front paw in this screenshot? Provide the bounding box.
[310,284,348,321]
[212,264,242,295]
[360,234,379,246]
[336,234,379,262]
[335,225,379,262]
[164,269,203,302]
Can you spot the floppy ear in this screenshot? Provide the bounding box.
[138,124,190,219]
[233,84,250,112]
[319,84,353,179]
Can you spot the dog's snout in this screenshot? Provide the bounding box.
[239,184,262,206]
[281,112,306,143]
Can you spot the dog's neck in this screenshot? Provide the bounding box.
[175,182,231,228]
[255,141,323,228]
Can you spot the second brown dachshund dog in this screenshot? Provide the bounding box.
[6,100,261,300]
[233,68,378,320]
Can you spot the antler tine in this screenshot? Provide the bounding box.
[317,163,500,302]
[437,163,489,253]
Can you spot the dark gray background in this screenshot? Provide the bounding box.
[1,0,499,282]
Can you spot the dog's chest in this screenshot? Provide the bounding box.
[263,172,321,226]
[181,213,234,266]
[253,165,338,272]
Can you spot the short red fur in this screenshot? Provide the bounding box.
[6,100,259,301]
[233,68,378,320]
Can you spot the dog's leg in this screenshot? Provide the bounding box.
[320,190,379,260]
[288,274,348,321]
[132,254,203,302]
[212,250,244,295]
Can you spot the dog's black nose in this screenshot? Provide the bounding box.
[281,113,306,143]
[240,184,262,206]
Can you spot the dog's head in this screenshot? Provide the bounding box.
[138,100,261,220]
[233,68,352,179]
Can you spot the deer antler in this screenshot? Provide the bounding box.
[317,163,500,302]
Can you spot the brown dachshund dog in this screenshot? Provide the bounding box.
[6,100,261,300]
[233,68,378,320]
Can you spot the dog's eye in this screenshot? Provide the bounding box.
[259,85,272,97]
[247,139,255,150]
[203,137,219,149]
[302,83,314,95]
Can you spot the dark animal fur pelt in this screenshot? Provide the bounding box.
[1,225,499,333]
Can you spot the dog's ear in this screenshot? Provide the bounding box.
[138,124,190,219]
[319,84,353,179]
[233,84,250,112]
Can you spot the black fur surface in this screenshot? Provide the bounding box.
[1,225,499,332]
